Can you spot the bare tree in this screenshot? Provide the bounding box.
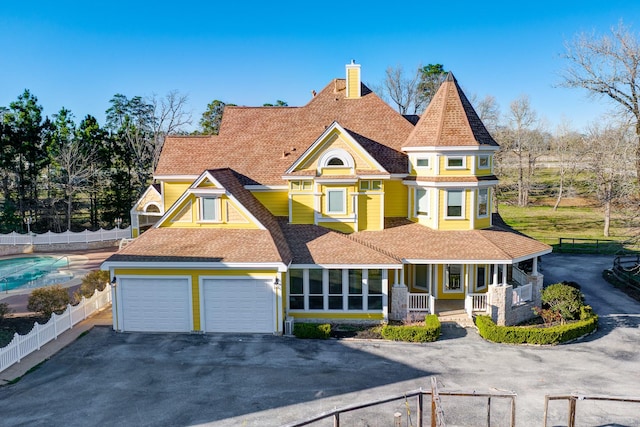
[583,119,635,236]
[551,119,583,210]
[472,94,501,135]
[381,65,422,115]
[562,21,640,181]
[149,91,192,171]
[502,95,540,207]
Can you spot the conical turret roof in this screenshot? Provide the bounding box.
[403,72,499,148]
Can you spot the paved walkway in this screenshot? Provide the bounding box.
[0,308,113,385]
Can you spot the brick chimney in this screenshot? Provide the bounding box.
[345,60,361,99]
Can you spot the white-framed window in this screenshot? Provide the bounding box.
[415,188,429,216]
[476,265,487,291]
[288,268,385,312]
[302,180,312,191]
[444,264,463,292]
[327,157,345,166]
[446,190,464,218]
[446,156,466,169]
[199,197,220,222]
[326,189,346,214]
[477,188,489,218]
[360,180,382,191]
[413,265,429,291]
[415,157,430,168]
[291,181,300,190]
[478,155,490,169]
[359,180,370,191]
[318,149,354,170]
[371,180,382,190]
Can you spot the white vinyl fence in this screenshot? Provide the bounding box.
[0,227,131,245]
[0,284,112,373]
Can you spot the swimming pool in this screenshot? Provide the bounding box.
[0,256,73,292]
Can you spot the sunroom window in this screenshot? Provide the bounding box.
[478,188,489,217]
[326,189,346,214]
[416,188,429,216]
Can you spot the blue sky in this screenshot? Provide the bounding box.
[1,1,638,132]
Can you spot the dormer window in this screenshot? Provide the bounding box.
[327,157,345,166]
[199,197,221,222]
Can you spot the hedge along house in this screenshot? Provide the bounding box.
[103,63,551,333]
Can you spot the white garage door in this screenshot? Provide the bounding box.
[202,278,274,333]
[120,278,191,332]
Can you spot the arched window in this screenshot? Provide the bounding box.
[317,148,354,171]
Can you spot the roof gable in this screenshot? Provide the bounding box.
[285,122,387,175]
[403,73,499,149]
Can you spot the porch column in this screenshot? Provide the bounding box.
[532,257,538,276]
[492,264,499,286]
[502,264,508,286]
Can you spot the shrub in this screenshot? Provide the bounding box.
[542,283,585,321]
[381,315,441,342]
[293,322,331,339]
[27,285,71,317]
[74,270,110,301]
[0,302,12,324]
[476,315,598,345]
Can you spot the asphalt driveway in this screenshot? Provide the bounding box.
[0,253,639,426]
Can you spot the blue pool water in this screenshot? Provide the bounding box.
[0,256,73,292]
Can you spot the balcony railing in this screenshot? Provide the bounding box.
[408,293,434,314]
[512,283,533,306]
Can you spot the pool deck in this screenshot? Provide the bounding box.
[0,248,117,315]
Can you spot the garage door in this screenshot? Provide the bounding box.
[202,278,274,333]
[120,278,191,332]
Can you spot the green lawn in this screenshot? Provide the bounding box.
[498,204,637,253]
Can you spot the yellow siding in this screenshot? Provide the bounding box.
[475,216,491,229]
[163,195,260,229]
[163,182,191,210]
[346,67,360,99]
[320,221,356,233]
[475,155,494,176]
[114,268,278,331]
[410,155,436,177]
[291,194,315,224]
[437,189,471,230]
[384,180,407,217]
[252,190,288,216]
[358,193,382,231]
[321,167,353,176]
[290,312,384,321]
[439,156,473,176]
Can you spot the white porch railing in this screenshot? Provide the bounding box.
[465,293,488,317]
[408,293,434,314]
[512,266,528,286]
[0,284,112,373]
[512,283,533,306]
[0,227,131,245]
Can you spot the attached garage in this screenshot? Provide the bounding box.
[118,277,192,332]
[201,277,275,333]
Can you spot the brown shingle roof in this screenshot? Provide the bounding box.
[403,73,499,148]
[107,228,284,263]
[349,216,551,262]
[155,80,414,185]
[280,220,400,265]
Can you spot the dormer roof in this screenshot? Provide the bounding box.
[403,72,499,149]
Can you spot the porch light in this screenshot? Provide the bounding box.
[111,276,117,286]
[273,277,281,287]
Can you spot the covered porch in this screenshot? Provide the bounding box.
[390,257,545,326]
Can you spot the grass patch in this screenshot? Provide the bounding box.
[498,204,634,251]
[4,360,48,386]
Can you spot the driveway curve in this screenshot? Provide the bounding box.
[0,253,638,426]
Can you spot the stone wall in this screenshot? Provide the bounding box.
[390,284,408,321]
[487,274,544,326]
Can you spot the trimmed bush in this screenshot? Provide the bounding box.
[475,315,598,345]
[541,283,584,321]
[74,270,110,301]
[27,285,71,317]
[381,315,441,342]
[293,322,331,339]
[0,302,12,324]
